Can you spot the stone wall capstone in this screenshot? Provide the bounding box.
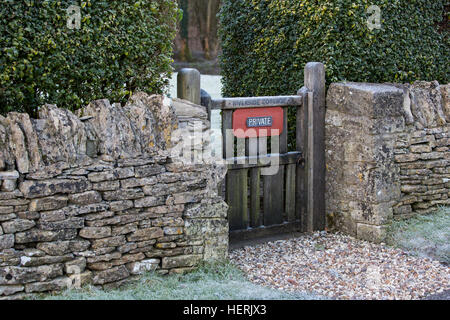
[325,81,449,243]
[0,92,228,299]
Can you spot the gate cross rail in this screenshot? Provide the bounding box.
[210,95,303,110]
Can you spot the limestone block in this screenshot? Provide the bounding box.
[92,265,130,285]
[68,191,102,205]
[151,217,184,227]
[410,144,432,153]
[349,201,394,225]
[110,253,145,267]
[161,254,202,269]
[102,189,144,201]
[0,198,29,206]
[117,243,138,254]
[36,240,90,256]
[87,252,122,264]
[29,196,68,212]
[0,234,14,250]
[0,170,19,180]
[126,228,163,242]
[69,271,92,288]
[15,229,77,244]
[134,165,165,178]
[91,236,126,250]
[0,206,14,214]
[134,196,165,208]
[120,177,157,189]
[0,190,23,201]
[24,277,72,293]
[0,264,63,285]
[108,200,133,212]
[2,219,35,233]
[327,83,404,119]
[19,254,73,267]
[38,217,84,231]
[127,258,160,275]
[79,227,111,239]
[111,223,138,236]
[203,234,228,261]
[440,84,450,123]
[37,104,87,165]
[184,219,228,237]
[92,180,120,191]
[163,227,183,236]
[409,81,446,127]
[0,214,16,223]
[88,167,134,183]
[356,223,388,243]
[0,285,24,296]
[19,179,91,199]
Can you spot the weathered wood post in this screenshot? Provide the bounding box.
[177,68,201,105]
[304,62,326,231]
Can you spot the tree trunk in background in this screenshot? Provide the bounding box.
[204,0,212,59]
[192,0,221,60]
[179,0,192,61]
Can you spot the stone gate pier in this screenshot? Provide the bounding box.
[326,81,449,242]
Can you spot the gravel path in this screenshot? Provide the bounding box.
[229,232,450,300]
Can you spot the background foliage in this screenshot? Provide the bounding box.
[219,0,449,97]
[219,0,448,150]
[0,0,179,116]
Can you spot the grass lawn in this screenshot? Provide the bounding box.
[36,261,325,300]
[386,206,450,264]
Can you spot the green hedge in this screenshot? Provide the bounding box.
[0,0,179,116]
[219,0,449,98]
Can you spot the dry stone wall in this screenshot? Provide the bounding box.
[392,82,449,216]
[0,93,228,299]
[326,81,449,243]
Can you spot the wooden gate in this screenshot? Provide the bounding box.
[181,62,326,241]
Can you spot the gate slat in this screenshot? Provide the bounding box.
[285,163,296,222]
[306,91,314,232]
[249,167,261,228]
[221,110,233,200]
[280,107,288,154]
[248,137,258,158]
[263,165,284,226]
[296,88,308,228]
[222,110,233,158]
[227,169,248,231]
[236,138,246,164]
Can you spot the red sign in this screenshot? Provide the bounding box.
[232,107,284,138]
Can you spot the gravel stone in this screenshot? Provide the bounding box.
[230,232,450,300]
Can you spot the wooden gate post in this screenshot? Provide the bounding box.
[177,68,201,105]
[304,62,326,231]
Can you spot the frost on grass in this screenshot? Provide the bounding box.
[386,207,450,263]
[37,261,324,300]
